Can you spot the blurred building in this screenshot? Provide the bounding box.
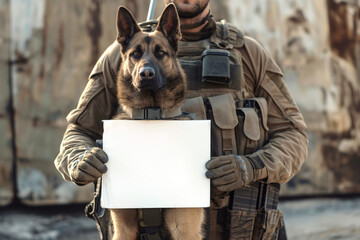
[0,0,359,206]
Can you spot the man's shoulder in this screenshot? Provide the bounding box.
[213,19,245,49]
[89,41,121,79]
[241,35,268,57]
[242,35,283,76]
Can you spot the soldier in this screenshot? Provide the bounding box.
[54,0,308,239]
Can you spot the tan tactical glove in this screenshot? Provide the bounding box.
[70,147,108,185]
[205,154,257,192]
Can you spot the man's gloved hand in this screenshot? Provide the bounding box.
[205,154,254,192]
[70,147,108,185]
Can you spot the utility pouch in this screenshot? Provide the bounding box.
[181,96,207,120]
[206,93,238,157]
[179,59,203,90]
[236,98,269,157]
[202,49,231,86]
[225,209,257,239]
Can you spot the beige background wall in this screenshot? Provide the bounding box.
[1,0,359,205]
[0,0,13,206]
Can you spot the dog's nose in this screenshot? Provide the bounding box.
[139,67,155,80]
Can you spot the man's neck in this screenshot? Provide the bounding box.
[180,4,210,33]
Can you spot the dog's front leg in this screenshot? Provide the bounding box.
[110,209,138,240]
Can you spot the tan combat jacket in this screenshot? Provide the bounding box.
[54,23,308,185]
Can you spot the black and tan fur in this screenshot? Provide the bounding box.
[110,4,205,240]
[116,4,187,115]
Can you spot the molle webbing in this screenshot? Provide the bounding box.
[231,183,280,212]
[178,20,245,91]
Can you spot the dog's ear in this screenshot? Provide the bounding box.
[156,3,182,52]
[116,7,141,52]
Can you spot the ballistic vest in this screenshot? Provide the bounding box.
[179,20,284,240]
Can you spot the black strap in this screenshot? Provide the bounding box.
[85,178,112,240]
[138,209,165,240]
[139,227,166,240]
[248,155,266,169]
[85,139,112,240]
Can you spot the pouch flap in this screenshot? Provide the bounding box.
[248,98,269,131]
[182,97,206,120]
[238,108,260,141]
[208,94,238,129]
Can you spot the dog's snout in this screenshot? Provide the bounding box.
[139,67,155,80]
[137,65,166,92]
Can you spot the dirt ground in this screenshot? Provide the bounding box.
[280,197,360,240]
[0,198,359,240]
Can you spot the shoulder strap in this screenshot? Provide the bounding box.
[211,19,244,49]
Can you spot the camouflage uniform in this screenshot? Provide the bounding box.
[55,17,308,239]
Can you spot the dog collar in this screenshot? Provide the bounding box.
[131,107,183,120]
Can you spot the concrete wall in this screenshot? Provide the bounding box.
[1,0,360,205]
[0,0,14,206]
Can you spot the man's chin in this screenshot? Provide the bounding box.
[167,0,209,18]
[176,4,207,18]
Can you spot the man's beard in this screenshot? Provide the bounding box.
[173,1,209,19]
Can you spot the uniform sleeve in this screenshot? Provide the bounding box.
[54,124,97,181]
[54,42,121,181]
[243,37,308,184]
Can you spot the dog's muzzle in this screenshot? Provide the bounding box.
[138,66,165,91]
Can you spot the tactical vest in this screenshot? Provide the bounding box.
[179,20,285,240]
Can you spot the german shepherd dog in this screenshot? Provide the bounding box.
[110,4,205,240]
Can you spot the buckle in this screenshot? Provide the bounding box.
[133,108,161,120]
[144,108,161,120]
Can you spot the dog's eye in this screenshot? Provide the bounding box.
[131,51,141,58]
[156,50,167,58]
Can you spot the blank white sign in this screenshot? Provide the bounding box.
[101,120,211,209]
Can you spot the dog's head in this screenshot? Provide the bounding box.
[116,4,186,112]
